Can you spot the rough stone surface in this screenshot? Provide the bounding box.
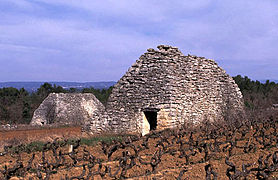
[30,45,244,135]
[105,45,244,135]
[30,93,107,133]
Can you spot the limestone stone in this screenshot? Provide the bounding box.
[30,93,107,133]
[105,45,244,135]
[30,45,245,136]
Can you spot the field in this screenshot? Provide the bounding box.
[0,126,82,142]
[0,115,277,180]
[0,126,82,152]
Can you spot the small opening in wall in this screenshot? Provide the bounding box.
[41,122,44,125]
[144,111,157,130]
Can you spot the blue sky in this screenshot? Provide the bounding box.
[0,0,277,82]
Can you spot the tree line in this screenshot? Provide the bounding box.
[0,83,113,125]
[0,75,277,125]
[233,75,278,110]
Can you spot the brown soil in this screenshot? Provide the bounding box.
[0,126,82,151]
[0,127,82,141]
[0,122,277,179]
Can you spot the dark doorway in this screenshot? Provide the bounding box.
[144,111,157,130]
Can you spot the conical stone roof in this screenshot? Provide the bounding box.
[30,93,107,133]
[106,45,244,135]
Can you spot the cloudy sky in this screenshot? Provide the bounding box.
[0,0,277,82]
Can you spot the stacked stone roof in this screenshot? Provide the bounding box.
[105,45,244,134]
[31,45,244,135]
[30,93,106,133]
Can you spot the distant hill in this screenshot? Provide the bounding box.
[0,81,116,92]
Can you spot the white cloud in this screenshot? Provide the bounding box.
[0,0,278,81]
[2,0,36,9]
[0,43,61,53]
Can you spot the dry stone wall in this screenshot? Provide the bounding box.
[106,45,244,135]
[30,93,107,133]
[30,45,244,136]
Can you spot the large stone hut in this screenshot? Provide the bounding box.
[31,45,244,135]
[106,45,244,135]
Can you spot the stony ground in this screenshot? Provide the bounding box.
[0,120,277,179]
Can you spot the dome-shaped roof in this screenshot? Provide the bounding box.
[106,45,244,135]
[30,93,106,133]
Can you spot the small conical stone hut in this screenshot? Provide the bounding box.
[30,93,107,133]
[106,45,244,135]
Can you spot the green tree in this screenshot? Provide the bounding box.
[37,83,54,98]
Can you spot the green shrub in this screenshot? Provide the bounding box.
[80,135,123,146]
[26,141,45,152]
